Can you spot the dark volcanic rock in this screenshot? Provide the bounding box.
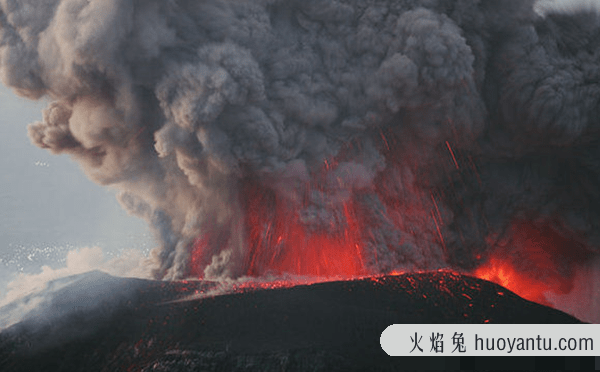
[0,271,582,371]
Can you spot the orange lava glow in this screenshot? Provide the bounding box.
[474,256,553,306]
[189,131,453,281]
[388,270,405,276]
[473,220,590,306]
[242,177,366,278]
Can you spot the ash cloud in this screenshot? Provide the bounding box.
[1,0,600,285]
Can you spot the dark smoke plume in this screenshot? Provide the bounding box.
[2,0,599,282]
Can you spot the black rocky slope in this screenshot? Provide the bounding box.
[0,271,582,371]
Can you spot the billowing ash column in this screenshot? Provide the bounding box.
[1,0,599,283]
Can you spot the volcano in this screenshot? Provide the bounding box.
[0,270,582,372]
[2,0,600,335]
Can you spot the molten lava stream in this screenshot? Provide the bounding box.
[473,220,590,307]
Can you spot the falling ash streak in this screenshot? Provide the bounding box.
[0,0,599,321]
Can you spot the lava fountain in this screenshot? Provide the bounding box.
[191,172,367,279]
[1,0,600,323]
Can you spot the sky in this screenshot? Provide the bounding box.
[0,84,154,301]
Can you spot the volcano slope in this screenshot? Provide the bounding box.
[0,271,582,372]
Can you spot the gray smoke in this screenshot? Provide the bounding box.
[2,0,599,281]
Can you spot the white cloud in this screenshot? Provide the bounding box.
[0,246,152,307]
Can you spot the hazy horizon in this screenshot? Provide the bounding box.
[0,84,154,302]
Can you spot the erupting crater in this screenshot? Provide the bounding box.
[474,220,594,308]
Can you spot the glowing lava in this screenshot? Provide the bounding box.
[474,220,591,306]
[474,256,553,306]
[242,177,366,278]
[190,169,368,279]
